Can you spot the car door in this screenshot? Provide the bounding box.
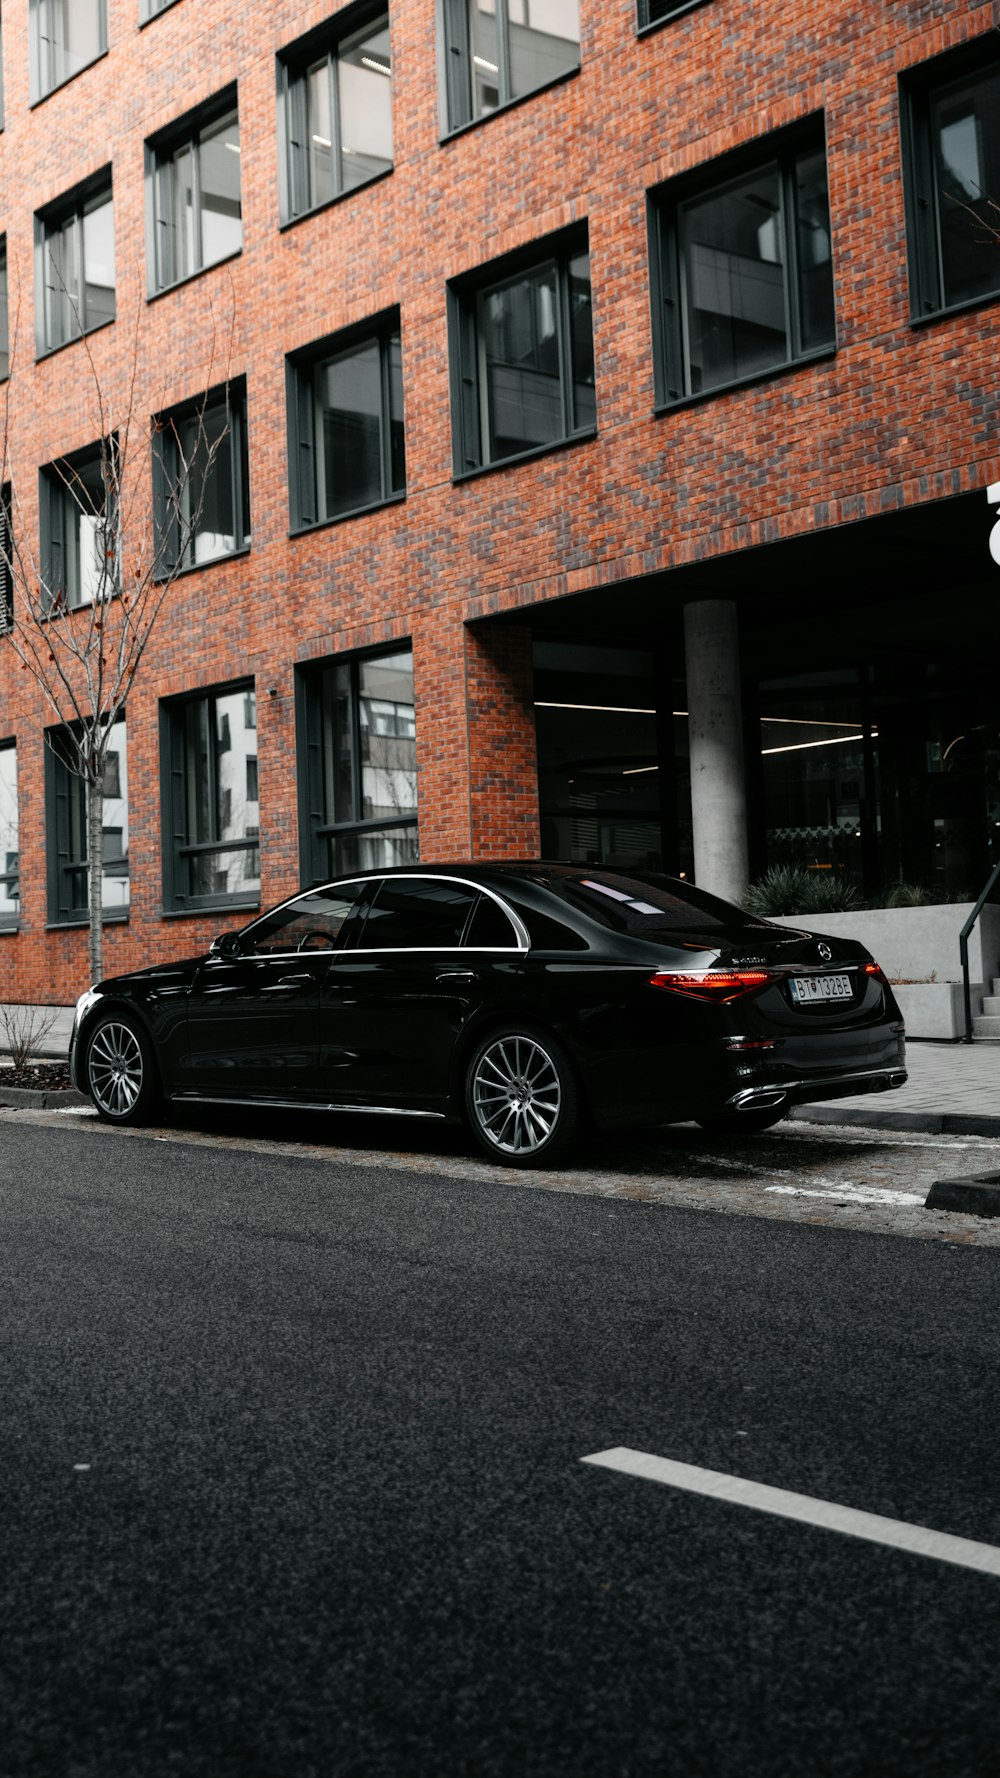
[180,882,368,1099]
[318,876,518,1111]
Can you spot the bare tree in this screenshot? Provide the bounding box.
[0,266,235,982]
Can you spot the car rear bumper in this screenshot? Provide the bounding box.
[723,1066,908,1116]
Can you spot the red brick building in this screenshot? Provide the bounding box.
[0,0,998,1004]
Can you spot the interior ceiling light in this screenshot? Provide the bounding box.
[762,732,876,756]
[361,56,391,75]
[312,134,332,147]
[474,55,499,73]
[225,141,241,152]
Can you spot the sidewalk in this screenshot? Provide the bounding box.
[1,1005,997,1136]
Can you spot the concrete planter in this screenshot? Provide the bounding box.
[769,904,1000,1040]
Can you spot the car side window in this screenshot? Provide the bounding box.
[463,894,521,949]
[246,883,367,954]
[360,877,478,949]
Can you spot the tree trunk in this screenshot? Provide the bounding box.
[88,773,105,983]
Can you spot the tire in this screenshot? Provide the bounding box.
[465,1025,582,1167]
[695,1105,788,1136]
[85,1011,162,1126]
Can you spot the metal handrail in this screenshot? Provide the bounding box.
[960,860,1000,1042]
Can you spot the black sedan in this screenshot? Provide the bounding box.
[69,863,907,1164]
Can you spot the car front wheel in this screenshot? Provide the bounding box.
[465,1026,581,1167]
[85,1012,161,1126]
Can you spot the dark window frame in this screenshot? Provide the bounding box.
[286,308,405,533]
[277,3,394,227]
[0,737,18,931]
[0,235,8,378]
[447,224,596,479]
[637,0,711,32]
[34,167,116,358]
[160,679,261,916]
[899,34,1000,325]
[152,376,251,576]
[145,85,242,297]
[295,643,418,887]
[39,436,120,615]
[648,114,836,411]
[44,719,130,928]
[140,0,183,23]
[440,0,581,138]
[29,0,108,105]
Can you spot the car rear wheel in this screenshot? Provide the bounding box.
[695,1105,788,1135]
[465,1026,581,1167]
[86,1012,161,1126]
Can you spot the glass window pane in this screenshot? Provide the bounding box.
[82,194,116,331]
[306,59,335,209]
[189,844,260,900]
[178,398,236,564]
[0,746,18,923]
[169,142,195,284]
[481,262,562,461]
[185,698,212,845]
[567,250,595,430]
[467,0,500,119]
[325,661,356,826]
[358,651,416,825]
[67,452,109,608]
[329,825,418,876]
[249,883,366,953]
[387,330,406,493]
[793,148,834,353]
[214,691,256,844]
[46,214,81,348]
[362,877,477,949]
[464,895,519,948]
[680,164,788,394]
[932,67,1000,308]
[46,0,103,88]
[338,19,393,191]
[316,339,383,518]
[198,112,243,270]
[507,0,580,102]
[101,716,129,911]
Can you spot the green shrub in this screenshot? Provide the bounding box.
[742,864,862,917]
[884,880,933,908]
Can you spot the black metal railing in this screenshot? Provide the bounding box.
[960,860,1000,1042]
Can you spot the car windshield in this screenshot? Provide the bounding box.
[549,870,766,935]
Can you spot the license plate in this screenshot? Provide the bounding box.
[789,973,853,1004]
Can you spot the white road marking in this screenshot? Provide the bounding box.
[581,1449,1000,1578]
[766,1184,925,1206]
[49,1106,98,1117]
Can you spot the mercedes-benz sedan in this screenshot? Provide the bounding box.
[69,864,906,1164]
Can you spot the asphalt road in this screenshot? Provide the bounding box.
[3,1114,1000,1777]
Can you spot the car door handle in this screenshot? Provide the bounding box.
[435,970,477,984]
[262,974,315,991]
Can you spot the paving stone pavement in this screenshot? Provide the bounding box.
[1,1006,997,1136]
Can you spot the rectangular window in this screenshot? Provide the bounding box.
[638,0,708,27]
[141,0,179,19]
[649,118,835,405]
[449,230,595,474]
[0,237,7,379]
[153,378,250,573]
[901,39,1000,321]
[443,0,580,132]
[162,684,261,912]
[278,10,393,224]
[147,90,242,294]
[0,740,18,929]
[36,173,115,353]
[287,313,405,529]
[297,647,417,881]
[45,716,129,924]
[40,439,118,612]
[30,0,106,102]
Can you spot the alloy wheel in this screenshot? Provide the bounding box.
[471,1034,562,1156]
[88,1020,145,1119]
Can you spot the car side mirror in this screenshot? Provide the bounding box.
[209,931,242,959]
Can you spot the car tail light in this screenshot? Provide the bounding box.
[649,969,777,1002]
[865,963,888,984]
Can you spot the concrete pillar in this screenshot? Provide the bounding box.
[683,599,749,904]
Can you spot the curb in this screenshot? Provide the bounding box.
[788,1105,1000,1139]
[0,1085,89,1109]
[925,1174,1000,1217]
